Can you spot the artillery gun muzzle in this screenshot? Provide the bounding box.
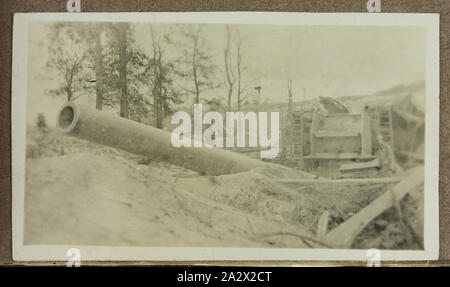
[57,102,264,175]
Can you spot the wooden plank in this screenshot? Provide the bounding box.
[323,165,424,248]
[325,113,362,117]
[304,153,376,160]
[339,158,381,172]
[275,176,402,184]
[316,211,330,239]
[313,130,360,138]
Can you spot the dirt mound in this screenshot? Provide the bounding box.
[24,147,318,247]
[23,130,422,249]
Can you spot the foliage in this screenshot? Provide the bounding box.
[46,23,93,101]
[45,22,255,127]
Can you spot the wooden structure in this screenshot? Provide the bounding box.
[339,158,381,173]
[305,106,374,161]
[277,93,425,174]
[280,109,314,167]
[374,105,395,151]
[370,104,425,164]
[281,106,376,172]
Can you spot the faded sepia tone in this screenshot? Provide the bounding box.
[13,13,439,261]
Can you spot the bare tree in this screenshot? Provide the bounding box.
[234,29,265,110]
[235,30,244,110]
[220,26,264,111]
[178,25,218,104]
[224,25,236,111]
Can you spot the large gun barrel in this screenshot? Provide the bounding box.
[57,102,264,175]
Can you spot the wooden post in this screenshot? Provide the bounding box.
[361,106,372,156]
[310,109,318,156]
[300,116,304,160]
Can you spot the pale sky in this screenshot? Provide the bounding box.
[176,23,425,101]
[27,21,425,125]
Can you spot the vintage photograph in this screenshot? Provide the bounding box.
[12,13,439,261]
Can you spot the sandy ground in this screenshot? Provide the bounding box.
[24,147,317,247]
[23,131,422,249]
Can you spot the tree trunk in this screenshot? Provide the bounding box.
[237,86,241,110]
[67,89,72,102]
[118,23,129,119]
[153,92,160,127]
[227,89,232,112]
[193,59,200,104]
[224,26,234,111]
[194,81,200,104]
[192,35,200,104]
[236,42,242,111]
[94,27,104,111]
[153,56,164,129]
[154,85,163,129]
[157,100,163,129]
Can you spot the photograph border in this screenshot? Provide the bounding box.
[11,12,440,261]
